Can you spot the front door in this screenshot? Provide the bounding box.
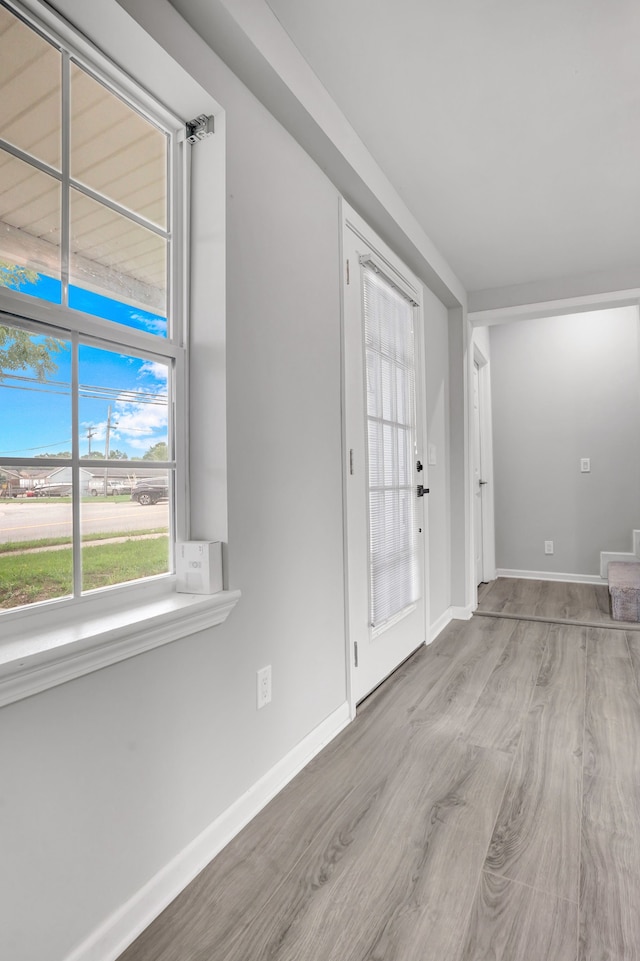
[343,208,427,704]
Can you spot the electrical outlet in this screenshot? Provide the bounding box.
[545,540,554,555]
[257,665,272,709]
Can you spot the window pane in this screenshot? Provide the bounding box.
[363,266,419,630]
[0,465,73,610]
[0,324,71,458]
[70,63,167,229]
[81,467,170,593]
[0,148,61,301]
[78,344,169,460]
[78,346,171,592]
[70,188,166,333]
[0,5,61,169]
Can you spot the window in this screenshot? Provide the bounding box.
[0,0,185,612]
[362,263,420,630]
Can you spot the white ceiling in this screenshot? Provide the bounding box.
[168,0,640,301]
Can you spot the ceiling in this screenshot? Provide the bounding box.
[166,0,640,303]
[0,3,167,310]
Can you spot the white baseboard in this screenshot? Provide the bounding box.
[450,604,474,620]
[496,568,605,586]
[428,607,454,643]
[65,701,352,961]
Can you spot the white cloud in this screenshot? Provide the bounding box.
[80,355,169,456]
[113,398,168,450]
[139,360,168,384]
[129,313,167,337]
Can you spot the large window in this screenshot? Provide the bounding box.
[0,1,185,612]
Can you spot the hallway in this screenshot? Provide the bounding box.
[119,602,640,961]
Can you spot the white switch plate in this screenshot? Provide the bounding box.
[545,540,554,554]
[428,444,437,466]
[257,665,272,709]
[580,458,591,473]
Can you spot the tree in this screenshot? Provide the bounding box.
[108,449,128,460]
[143,441,168,461]
[0,263,64,381]
[0,263,37,288]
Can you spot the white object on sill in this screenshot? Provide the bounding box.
[176,541,223,594]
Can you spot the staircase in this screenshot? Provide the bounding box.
[600,530,640,578]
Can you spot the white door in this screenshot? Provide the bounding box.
[343,211,427,704]
[473,362,483,585]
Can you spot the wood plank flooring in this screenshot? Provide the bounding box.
[118,596,640,961]
[477,576,629,628]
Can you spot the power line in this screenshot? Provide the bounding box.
[2,372,167,405]
[2,380,167,404]
[0,439,72,454]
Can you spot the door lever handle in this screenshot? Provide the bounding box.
[417,485,429,497]
[479,480,488,486]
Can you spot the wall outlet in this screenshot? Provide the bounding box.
[257,665,272,709]
[545,540,554,555]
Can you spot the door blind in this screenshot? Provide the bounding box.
[362,264,420,631]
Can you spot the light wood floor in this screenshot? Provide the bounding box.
[118,606,640,961]
[477,575,640,630]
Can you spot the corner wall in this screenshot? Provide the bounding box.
[490,306,640,577]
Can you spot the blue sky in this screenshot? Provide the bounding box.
[0,273,169,460]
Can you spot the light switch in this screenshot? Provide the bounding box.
[580,458,591,473]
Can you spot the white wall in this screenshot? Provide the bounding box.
[490,306,640,577]
[1,8,346,961]
[0,3,457,961]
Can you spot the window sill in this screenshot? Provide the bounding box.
[0,585,241,708]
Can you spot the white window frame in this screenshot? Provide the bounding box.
[0,0,239,708]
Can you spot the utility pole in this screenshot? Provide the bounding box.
[104,406,118,494]
[86,425,96,455]
[105,406,114,460]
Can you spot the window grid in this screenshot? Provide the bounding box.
[0,0,186,613]
[362,265,420,631]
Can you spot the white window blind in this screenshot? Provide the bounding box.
[362,263,420,631]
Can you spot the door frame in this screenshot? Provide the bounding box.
[472,339,496,594]
[340,200,429,715]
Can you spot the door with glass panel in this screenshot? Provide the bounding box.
[343,207,427,704]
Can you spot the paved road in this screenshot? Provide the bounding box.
[0,500,168,543]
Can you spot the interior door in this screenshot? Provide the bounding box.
[343,212,427,704]
[473,361,484,585]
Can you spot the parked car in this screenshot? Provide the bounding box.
[88,480,132,496]
[130,478,168,506]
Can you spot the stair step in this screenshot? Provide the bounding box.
[608,561,640,622]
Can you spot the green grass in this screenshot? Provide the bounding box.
[0,536,169,609]
[0,528,168,554]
